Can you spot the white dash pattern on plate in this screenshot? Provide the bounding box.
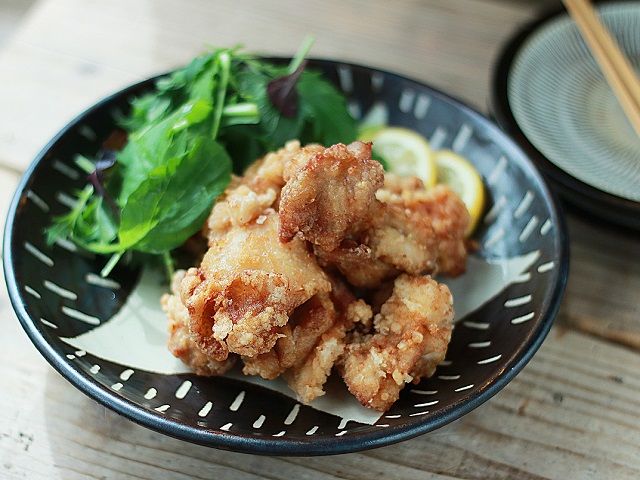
[175,380,192,399]
[229,391,245,411]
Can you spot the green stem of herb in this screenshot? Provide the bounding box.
[70,233,129,254]
[222,103,259,119]
[288,35,315,74]
[162,251,175,280]
[100,251,124,277]
[211,51,231,139]
[71,185,96,224]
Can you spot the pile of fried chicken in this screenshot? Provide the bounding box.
[161,140,470,412]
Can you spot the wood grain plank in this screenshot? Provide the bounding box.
[0,0,36,51]
[558,215,640,349]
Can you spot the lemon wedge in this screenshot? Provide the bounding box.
[434,149,485,235]
[363,126,437,188]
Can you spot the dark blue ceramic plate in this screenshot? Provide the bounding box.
[4,59,568,455]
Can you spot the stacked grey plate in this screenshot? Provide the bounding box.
[492,1,640,229]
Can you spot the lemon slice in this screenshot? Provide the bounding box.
[434,149,485,235]
[363,126,437,188]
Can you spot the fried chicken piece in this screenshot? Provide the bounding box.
[286,321,349,404]
[279,141,385,251]
[286,290,372,404]
[411,185,470,276]
[315,239,399,288]
[377,183,470,276]
[241,140,324,192]
[241,291,337,379]
[315,200,440,288]
[242,276,373,404]
[206,183,279,241]
[165,140,465,412]
[380,172,425,194]
[277,143,466,284]
[162,270,236,376]
[339,274,454,412]
[180,212,331,360]
[361,202,439,277]
[205,141,324,241]
[239,139,296,192]
[281,144,326,183]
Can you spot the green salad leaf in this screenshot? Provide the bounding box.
[46,40,358,277]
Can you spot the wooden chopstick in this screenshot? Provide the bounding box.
[562,0,640,139]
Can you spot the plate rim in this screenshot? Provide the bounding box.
[490,1,640,231]
[3,58,570,455]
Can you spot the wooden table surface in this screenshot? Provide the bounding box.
[1,1,639,478]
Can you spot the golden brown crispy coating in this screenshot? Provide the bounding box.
[380,172,425,194]
[243,276,373,404]
[314,200,440,287]
[241,291,337,379]
[286,301,373,403]
[339,274,454,412]
[180,212,331,360]
[285,322,347,404]
[284,277,373,403]
[315,239,399,288]
[361,202,439,276]
[205,141,327,242]
[164,140,468,411]
[308,170,465,288]
[279,141,385,251]
[240,140,296,191]
[162,270,236,375]
[281,144,326,183]
[206,184,279,241]
[377,183,470,276]
[411,185,470,276]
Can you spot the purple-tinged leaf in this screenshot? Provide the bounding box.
[267,59,307,117]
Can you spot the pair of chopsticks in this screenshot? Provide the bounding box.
[562,0,640,139]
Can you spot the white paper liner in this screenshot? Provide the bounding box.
[62,251,539,425]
